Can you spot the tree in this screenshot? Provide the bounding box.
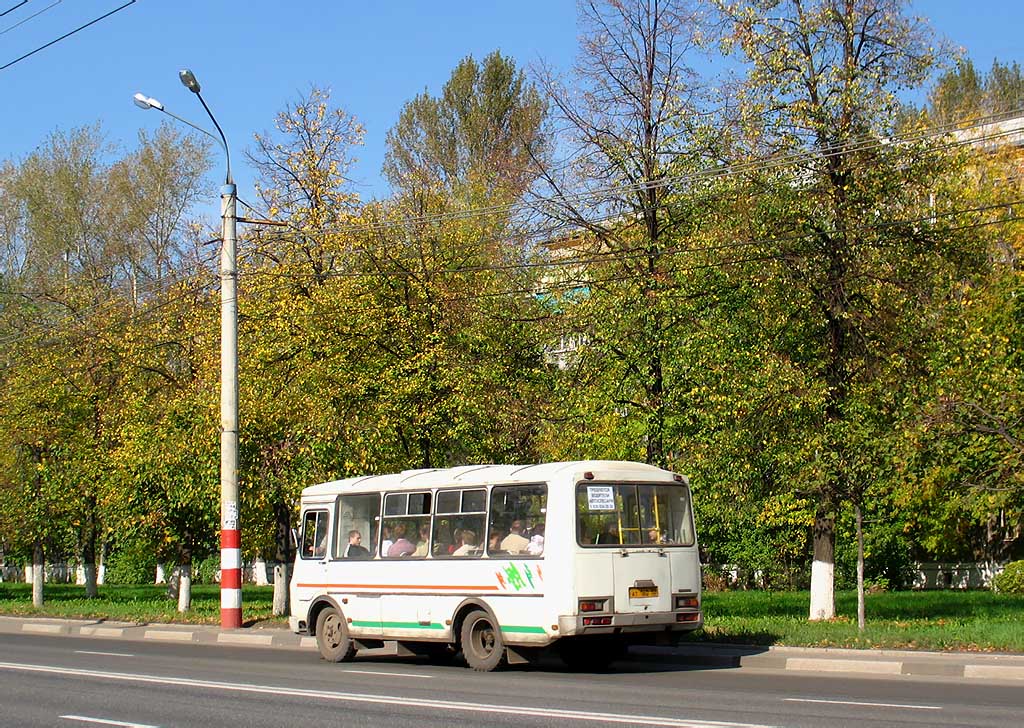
[384,50,548,206]
[717,0,984,619]
[534,0,727,468]
[245,86,366,614]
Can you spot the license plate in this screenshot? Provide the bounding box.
[629,586,658,599]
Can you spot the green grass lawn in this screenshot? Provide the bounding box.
[1,583,1022,651]
[692,589,1024,652]
[0,583,281,626]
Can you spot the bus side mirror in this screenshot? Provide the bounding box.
[290,528,299,550]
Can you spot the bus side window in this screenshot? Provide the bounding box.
[300,510,329,559]
[337,494,381,559]
[433,488,486,558]
[487,484,547,557]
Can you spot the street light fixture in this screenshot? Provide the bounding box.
[134,71,242,630]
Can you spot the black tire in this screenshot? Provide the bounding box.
[460,609,505,672]
[558,637,623,671]
[315,606,357,662]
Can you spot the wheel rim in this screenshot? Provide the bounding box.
[471,618,496,658]
[323,613,343,649]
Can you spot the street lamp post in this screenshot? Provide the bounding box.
[134,71,242,630]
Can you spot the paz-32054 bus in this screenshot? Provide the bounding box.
[289,460,702,671]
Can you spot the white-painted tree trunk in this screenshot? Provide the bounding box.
[83,563,97,598]
[97,545,106,586]
[272,562,290,616]
[177,564,192,612]
[32,544,44,607]
[809,559,835,620]
[155,563,167,585]
[856,504,865,631]
[809,514,835,621]
[76,564,86,585]
[253,557,270,586]
[24,564,33,583]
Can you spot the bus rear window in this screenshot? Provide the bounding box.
[577,482,694,547]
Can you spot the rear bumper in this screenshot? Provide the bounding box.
[558,611,702,637]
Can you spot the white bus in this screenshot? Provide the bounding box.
[290,460,702,671]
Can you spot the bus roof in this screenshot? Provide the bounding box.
[301,460,683,498]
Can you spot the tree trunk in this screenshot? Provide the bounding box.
[272,500,292,616]
[155,562,167,585]
[177,561,192,613]
[809,514,835,620]
[97,540,106,585]
[32,541,44,608]
[82,522,98,599]
[856,504,865,631]
[273,563,290,616]
[253,557,270,586]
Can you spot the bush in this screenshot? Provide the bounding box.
[992,560,1024,594]
[104,543,158,585]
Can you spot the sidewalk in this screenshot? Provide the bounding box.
[3,614,1024,682]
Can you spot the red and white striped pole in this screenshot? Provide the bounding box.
[219,180,242,629]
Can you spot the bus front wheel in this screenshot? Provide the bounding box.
[315,606,357,663]
[460,610,505,672]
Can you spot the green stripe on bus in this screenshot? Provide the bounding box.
[351,621,445,630]
[500,625,547,634]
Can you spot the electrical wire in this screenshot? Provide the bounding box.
[0,1,27,18]
[0,0,60,36]
[0,0,136,72]
[236,110,1024,253]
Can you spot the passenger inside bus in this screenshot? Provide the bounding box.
[387,523,415,557]
[488,530,504,553]
[343,530,370,559]
[500,520,530,554]
[413,523,431,556]
[596,523,620,545]
[527,522,545,555]
[452,529,479,556]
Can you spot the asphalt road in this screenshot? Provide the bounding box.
[1,633,1022,728]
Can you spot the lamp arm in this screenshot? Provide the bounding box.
[194,92,233,186]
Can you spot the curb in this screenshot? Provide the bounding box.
[3,615,1024,681]
[632,643,1024,680]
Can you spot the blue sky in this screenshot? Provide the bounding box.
[1,1,1021,212]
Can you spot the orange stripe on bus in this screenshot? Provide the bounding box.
[295,583,500,591]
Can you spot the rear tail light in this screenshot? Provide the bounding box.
[579,599,607,613]
[675,595,699,609]
[676,612,701,623]
[583,616,613,626]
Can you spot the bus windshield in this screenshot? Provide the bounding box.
[576,481,695,547]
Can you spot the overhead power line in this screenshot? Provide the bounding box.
[241,109,1024,245]
[0,1,62,37]
[0,0,135,72]
[0,1,28,18]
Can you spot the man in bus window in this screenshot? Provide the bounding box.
[343,530,370,559]
[500,520,529,554]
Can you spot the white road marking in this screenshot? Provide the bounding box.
[342,668,433,679]
[60,716,159,727]
[74,651,135,658]
[1,661,775,728]
[784,698,942,711]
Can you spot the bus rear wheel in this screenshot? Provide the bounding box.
[316,606,357,662]
[460,610,505,672]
